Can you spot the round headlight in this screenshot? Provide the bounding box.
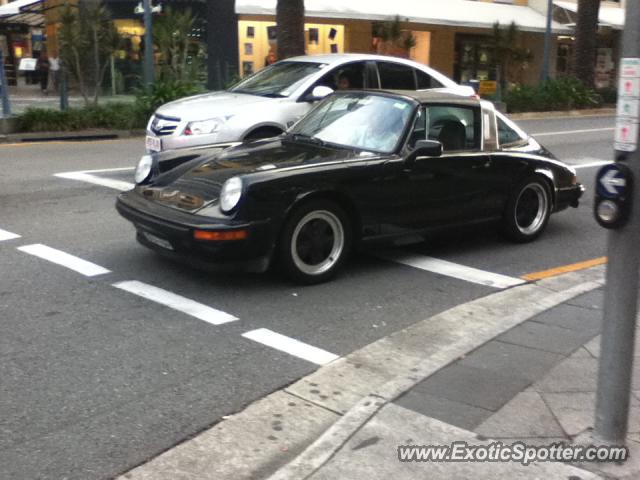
[135,154,154,184]
[220,177,243,213]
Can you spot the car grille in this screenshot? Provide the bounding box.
[149,114,181,136]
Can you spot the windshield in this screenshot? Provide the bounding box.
[291,92,415,153]
[229,61,326,98]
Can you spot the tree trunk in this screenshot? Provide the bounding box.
[276,0,305,60]
[574,0,600,88]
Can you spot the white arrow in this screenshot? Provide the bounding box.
[601,169,627,195]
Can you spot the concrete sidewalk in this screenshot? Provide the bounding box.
[117,263,640,480]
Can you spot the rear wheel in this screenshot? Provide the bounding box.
[502,176,552,242]
[278,200,352,284]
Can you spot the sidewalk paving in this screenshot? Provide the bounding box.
[272,286,640,480]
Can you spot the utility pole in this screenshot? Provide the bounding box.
[142,0,154,85]
[540,0,553,82]
[0,50,11,117]
[593,0,640,443]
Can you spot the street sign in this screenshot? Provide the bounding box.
[615,118,639,151]
[615,58,640,152]
[479,80,497,96]
[617,98,640,118]
[597,163,630,198]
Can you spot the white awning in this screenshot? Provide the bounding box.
[236,0,571,34]
[554,1,624,30]
[0,0,44,27]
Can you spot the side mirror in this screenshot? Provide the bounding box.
[307,85,334,102]
[411,139,443,159]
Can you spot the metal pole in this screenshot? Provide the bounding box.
[594,0,640,443]
[142,0,154,85]
[0,51,11,117]
[110,55,116,96]
[540,0,553,82]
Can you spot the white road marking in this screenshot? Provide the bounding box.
[17,244,111,277]
[0,229,20,241]
[112,280,238,325]
[242,328,339,366]
[54,170,134,191]
[378,252,525,289]
[533,127,615,137]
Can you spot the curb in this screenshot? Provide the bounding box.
[0,129,146,144]
[118,265,605,480]
[508,107,616,121]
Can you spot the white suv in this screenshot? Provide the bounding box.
[145,53,475,153]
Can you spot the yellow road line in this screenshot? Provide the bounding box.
[521,257,607,281]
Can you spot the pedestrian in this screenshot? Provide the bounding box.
[36,53,50,95]
[264,49,277,67]
[49,55,60,93]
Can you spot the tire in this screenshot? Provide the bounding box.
[278,200,352,284]
[244,127,283,141]
[502,176,552,243]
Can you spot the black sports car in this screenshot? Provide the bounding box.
[116,90,584,284]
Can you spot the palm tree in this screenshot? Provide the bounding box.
[276,0,305,60]
[573,0,601,88]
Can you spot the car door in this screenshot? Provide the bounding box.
[399,103,496,230]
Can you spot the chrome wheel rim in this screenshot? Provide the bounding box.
[291,210,344,276]
[515,183,548,235]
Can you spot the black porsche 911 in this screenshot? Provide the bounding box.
[116,90,584,284]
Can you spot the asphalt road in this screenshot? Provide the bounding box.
[0,114,614,480]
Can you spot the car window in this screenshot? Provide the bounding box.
[378,61,416,90]
[496,113,528,147]
[314,62,367,91]
[420,105,481,152]
[416,69,444,89]
[229,61,326,97]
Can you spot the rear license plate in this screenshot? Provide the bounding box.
[141,231,174,250]
[145,135,162,152]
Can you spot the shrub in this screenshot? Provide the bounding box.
[18,102,147,132]
[505,77,601,113]
[134,80,204,120]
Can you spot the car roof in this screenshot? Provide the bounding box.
[284,53,448,71]
[335,89,481,107]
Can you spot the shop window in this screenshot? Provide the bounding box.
[309,28,319,45]
[454,35,495,84]
[378,61,416,90]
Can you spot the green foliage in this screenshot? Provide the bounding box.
[505,77,601,113]
[153,7,204,84]
[596,87,617,105]
[18,103,147,132]
[134,80,204,119]
[58,1,121,105]
[373,15,416,55]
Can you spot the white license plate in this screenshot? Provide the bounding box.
[141,231,174,250]
[145,135,162,152]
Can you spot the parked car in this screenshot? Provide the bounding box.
[118,90,583,284]
[143,53,476,154]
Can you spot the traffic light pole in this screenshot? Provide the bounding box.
[594,0,640,444]
[0,51,11,117]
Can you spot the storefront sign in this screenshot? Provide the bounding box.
[18,58,36,71]
[478,80,497,95]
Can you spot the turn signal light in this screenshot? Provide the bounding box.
[193,229,248,241]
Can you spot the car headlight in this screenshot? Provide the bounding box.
[220,177,243,213]
[134,154,154,184]
[184,118,224,136]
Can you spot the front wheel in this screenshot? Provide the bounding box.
[278,200,352,284]
[502,177,552,243]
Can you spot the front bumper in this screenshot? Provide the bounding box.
[116,191,276,273]
[555,184,585,212]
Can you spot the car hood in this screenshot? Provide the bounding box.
[141,138,367,213]
[156,91,276,121]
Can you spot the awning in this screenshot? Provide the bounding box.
[236,0,571,34]
[554,1,624,30]
[0,0,44,27]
